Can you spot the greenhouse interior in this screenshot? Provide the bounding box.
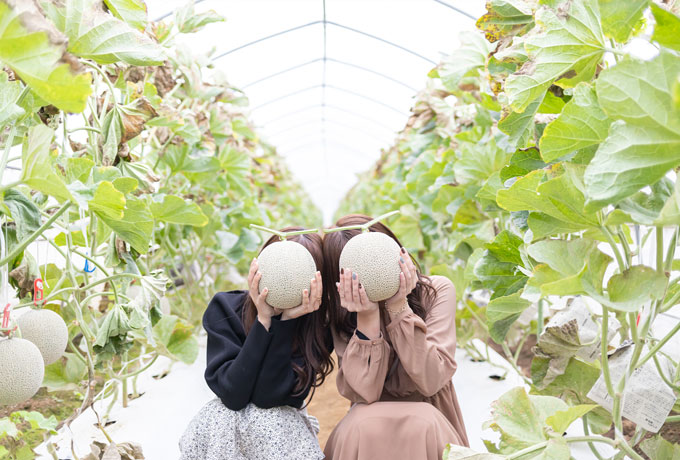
[1,0,680,459]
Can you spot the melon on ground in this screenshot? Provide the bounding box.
[339,232,401,302]
[257,240,318,309]
[17,309,68,365]
[0,337,45,405]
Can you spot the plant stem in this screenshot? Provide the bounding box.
[639,320,680,367]
[537,298,544,336]
[582,414,606,460]
[600,304,615,396]
[601,226,626,273]
[0,202,72,266]
[664,227,678,274]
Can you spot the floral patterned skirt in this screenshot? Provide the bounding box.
[179,398,324,460]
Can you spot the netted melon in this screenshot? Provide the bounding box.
[17,309,68,365]
[257,240,317,309]
[0,337,45,405]
[339,232,402,302]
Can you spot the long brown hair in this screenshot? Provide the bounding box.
[242,227,334,398]
[322,214,437,338]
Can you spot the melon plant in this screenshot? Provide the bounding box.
[16,309,68,365]
[0,0,321,452]
[0,337,45,406]
[250,226,319,309]
[339,1,680,459]
[326,211,402,302]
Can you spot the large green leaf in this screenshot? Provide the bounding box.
[63,0,164,65]
[651,4,680,52]
[545,404,597,434]
[20,125,73,202]
[527,238,610,296]
[454,141,509,185]
[103,0,147,31]
[150,195,209,226]
[486,230,524,265]
[486,291,531,343]
[3,189,40,240]
[475,0,534,43]
[98,197,153,253]
[0,1,91,112]
[539,83,611,162]
[43,352,87,391]
[219,146,251,195]
[585,51,680,210]
[484,386,568,452]
[498,95,543,149]
[641,436,680,460]
[505,0,605,113]
[474,251,527,298]
[598,0,647,43]
[152,315,199,364]
[606,265,667,312]
[89,181,126,220]
[443,446,503,460]
[499,148,546,182]
[0,70,23,127]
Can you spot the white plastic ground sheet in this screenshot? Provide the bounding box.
[36,337,616,459]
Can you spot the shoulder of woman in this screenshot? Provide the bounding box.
[204,290,248,323]
[428,275,454,292]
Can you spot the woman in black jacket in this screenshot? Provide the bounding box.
[179,228,333,460]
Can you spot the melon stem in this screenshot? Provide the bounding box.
[323,210,400,234]
[250,224,319,240]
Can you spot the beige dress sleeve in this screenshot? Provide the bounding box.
[385,275,458,397]
[334,329,391,404]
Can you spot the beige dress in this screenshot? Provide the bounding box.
[324,275,469,460]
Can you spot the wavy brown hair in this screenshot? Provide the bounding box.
[322,214,437,338]
[242,227,333,399]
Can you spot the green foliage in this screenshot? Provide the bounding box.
[339,0,680,457]
[0,0,321,450]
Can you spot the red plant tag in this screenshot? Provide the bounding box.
[34,278,44,305]
[1,303,10,329]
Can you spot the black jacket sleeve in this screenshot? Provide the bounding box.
[251,316,309,409]
[203,291,272,411]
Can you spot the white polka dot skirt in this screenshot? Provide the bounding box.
[179,398,324,460]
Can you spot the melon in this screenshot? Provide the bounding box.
[16,309,68,365]
[0,337,45,405]
[339,232,402,302]
[257,240,318,309]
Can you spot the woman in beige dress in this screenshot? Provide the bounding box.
[322,214,469,460]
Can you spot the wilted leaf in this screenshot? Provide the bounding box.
[476,0,534,43]
[439,33,491,91]
[21,125,73,202]
[174,0,225,34]
[94,304,131,347]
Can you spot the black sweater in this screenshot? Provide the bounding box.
[203,290,309,410]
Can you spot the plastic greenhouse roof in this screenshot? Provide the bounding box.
[148,0,485,223]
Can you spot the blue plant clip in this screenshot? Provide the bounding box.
[84,250,96,273]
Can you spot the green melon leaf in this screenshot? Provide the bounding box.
[3,189,40,240]
[498,95,543,149]
[545,404,597,434]
[443,445,504,460]
[606,265,668,312]
[641,436,680,460]
[505,0,605,113]
[651,4,680,52]
[585,51,680,210]
[598,0,648,43]
[98,197,153,253]
[153,315,199,364]
[486,291,531,343]
[89,181,126,220]
[539,83,611,162]
[174,0,225,34]
[103,0,148,31]
[0,1,92,112]
[439,33,491,91]
[0,71,24,127]
[150,195,209,226]
[63,0,164,65]
[20,125,73,203]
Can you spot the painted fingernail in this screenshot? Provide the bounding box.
[401,247,406,254]
[359,283,362,288]
[353,273,357,280]
[400,257,404,263]
[341,268,344,274]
